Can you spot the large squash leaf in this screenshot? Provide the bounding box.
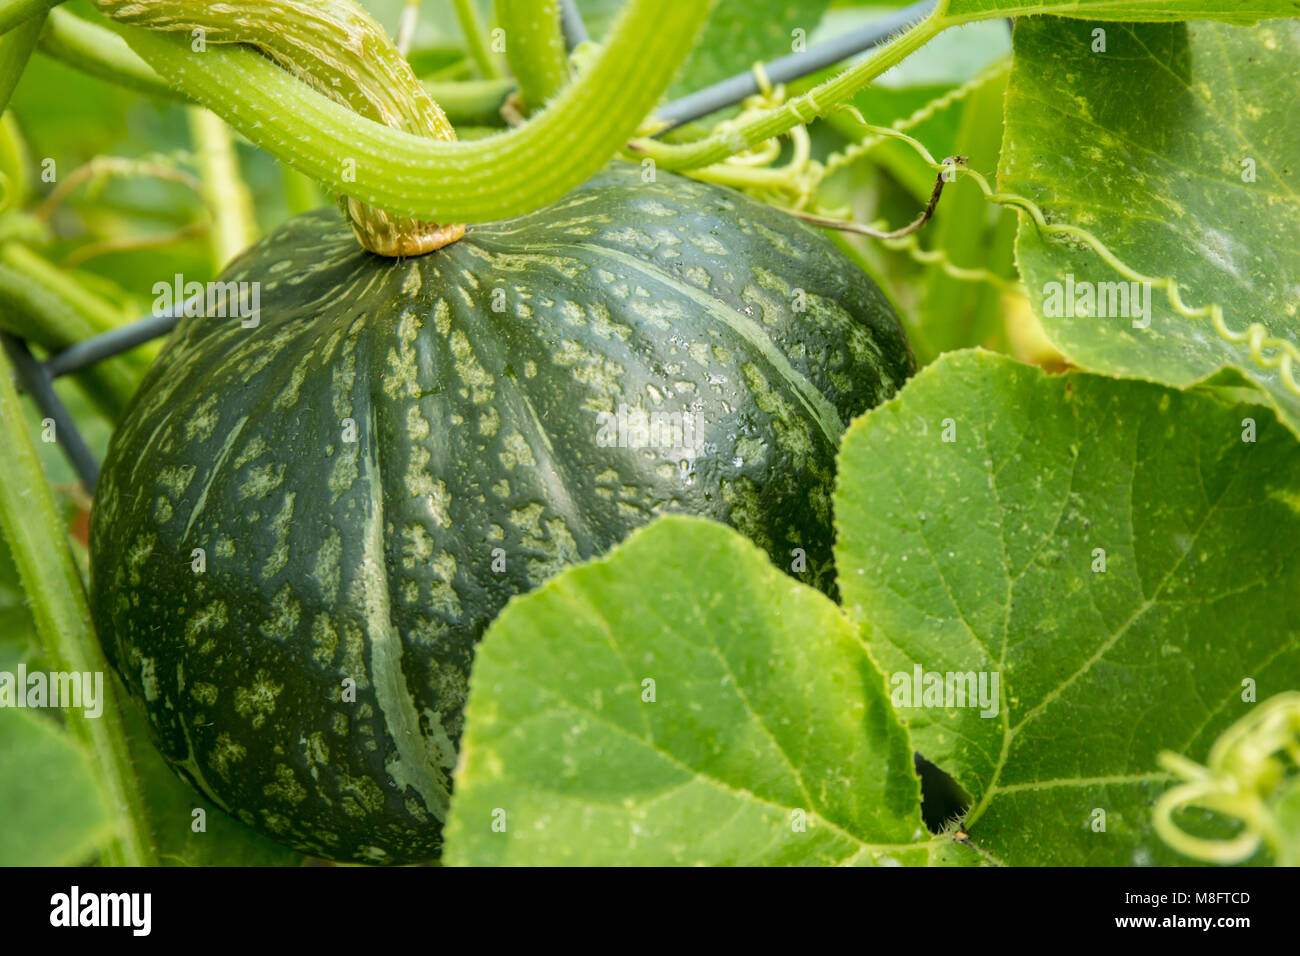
[1001,17,1300,435]
[0,709,114,865]
[445,516,972,866]
[835,349,1300,865]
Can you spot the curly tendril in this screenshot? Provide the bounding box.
[1154,693,1300,864]
[823,118,1300,399]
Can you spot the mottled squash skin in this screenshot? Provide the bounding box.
[89,165,914,862]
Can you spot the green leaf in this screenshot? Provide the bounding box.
[834,349,1300,865]
[945,0,1293,25]
[0,708,114,865]
[1000,18,1300,435]
[445,516,968,866]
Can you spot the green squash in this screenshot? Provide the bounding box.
[90,165,914,863]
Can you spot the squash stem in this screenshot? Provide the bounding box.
[42,8,513,129]
[94,0,466,256]
[96,0,711,224]
[0,345,157,866]
[395,0,421,58]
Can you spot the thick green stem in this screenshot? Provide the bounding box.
[452,0,501,79]
[631,2,950,170]
[187,108,258,268]
[96,0,465,255]
[495,0,566,113]
[41,9,511,127]
[0,346,156,867]
[39,7,182,101]
[102,0,712,224]
[0,7,45,111]
[0,0,59,34]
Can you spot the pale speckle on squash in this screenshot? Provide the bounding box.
[428,551,461,618]
[400,523,434,568]
[233,671,284,729]
[312,530,342,604]
[527,519,582,583]
[406,404,430,441]
[156,463,196,498]
[183,393,220,442]
[209,733,247,780]
[261,584,300,642]
[311,615,339,668]
[327,448,358,503]
[238,462,287,501]
[139,658,159,702]
[185,601,228,646]
[383,311,422,399]
[449,329,495,403]
[264,764,308,805]
[498,430,536,469]
[262,492,297,579]
[153,496,173,524]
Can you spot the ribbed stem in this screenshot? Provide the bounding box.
[100,0,710,225]
[95,0,465,255]
[42,8,513,128]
